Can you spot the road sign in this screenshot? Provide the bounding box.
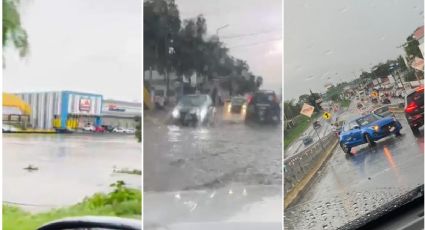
[323,112,331,120]
[300,103,315,118]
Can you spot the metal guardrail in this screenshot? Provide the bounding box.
[284,132,338,195]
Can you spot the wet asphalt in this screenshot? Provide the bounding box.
[284,101,424,229]
[143,109,282,192]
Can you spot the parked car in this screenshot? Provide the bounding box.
[113,127,127,133]
[101,125,115,132]
[404,85,424,136]
[94,126,106,133]
[125,128,136,134]
[245,90,280,124]
[37,216,141,230]
[82,125,95,132]
[171,94,216,126]
[339,114,402,154]
[223,96,247,121]
[371,105,394,118]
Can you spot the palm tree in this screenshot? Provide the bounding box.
[3,0,29,58]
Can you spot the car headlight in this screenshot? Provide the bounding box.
[172,109,179,118]
[373,125,379,132]
[200,107,207,120]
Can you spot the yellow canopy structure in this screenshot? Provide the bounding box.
[3,93,32,115]
[144,86,153,110]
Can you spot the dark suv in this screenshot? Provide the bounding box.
[246,90,280,124]
[404,85,424,136]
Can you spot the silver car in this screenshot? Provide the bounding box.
[171,94,216,126]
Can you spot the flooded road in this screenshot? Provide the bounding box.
[143,111,282,192]
[285,101,424,229]
[143,110,282,228]
[3,134,141,212]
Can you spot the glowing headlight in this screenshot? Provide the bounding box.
[172,109,179,118]
[373,125,379,132]
[200,108,208,120]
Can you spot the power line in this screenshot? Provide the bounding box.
[220,29,281,39]
[228,37,282,49]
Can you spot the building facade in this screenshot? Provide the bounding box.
[15,91,103,130]
[101,100,141,128]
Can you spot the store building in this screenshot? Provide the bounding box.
[14,91,103,130]
[101,99,141,128]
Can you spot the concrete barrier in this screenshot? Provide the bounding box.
[284,132,338,208]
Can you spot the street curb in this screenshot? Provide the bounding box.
[284,137,339,209]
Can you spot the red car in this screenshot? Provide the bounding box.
[404,85,424,136]
[94,126,106,133]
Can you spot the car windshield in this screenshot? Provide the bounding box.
[254,92,274,103]
[356,114,380,126]
[231,97,246,105]
[283,0,424,229]
[179,95,207,107]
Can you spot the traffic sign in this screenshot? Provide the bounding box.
[323,112,331,120]
[300,103,315,118]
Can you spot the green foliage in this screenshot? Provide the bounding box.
[404,35,423,60]
[144,0,262,94]
[284,113,319,150]
[3,0,29,57]
[3,182,141,230]
[134,116,141,142]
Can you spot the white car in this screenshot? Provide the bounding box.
[82,125,96,132]
[125,128,136,134]
[112,127,126,133]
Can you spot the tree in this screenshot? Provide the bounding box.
[255,76,263,89]
[404,35,423,60]
[144,0,181,73]
[3,0,29,58]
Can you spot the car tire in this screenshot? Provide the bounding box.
[340,142,351,154]
[395,130,402,137]
[365,134,376,147]
[410,125,420,136]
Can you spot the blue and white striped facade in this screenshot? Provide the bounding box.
[15,91,103,130]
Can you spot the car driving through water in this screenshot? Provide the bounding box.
[245,90,280,124]
[223,96,247,122]
[171,94,216,126]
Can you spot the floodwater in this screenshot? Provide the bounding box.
[144,111,282,192]
[3,134,141,212]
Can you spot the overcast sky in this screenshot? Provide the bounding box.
[285,0,424,100]
[3,0,141,102]
[176,0,282,93]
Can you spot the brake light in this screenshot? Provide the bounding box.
[247,95,253,104]
[416,85,424,93]
[405,101,418,113]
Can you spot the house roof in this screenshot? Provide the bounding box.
[413,25,424,40]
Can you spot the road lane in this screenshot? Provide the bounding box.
[285,106,424,229]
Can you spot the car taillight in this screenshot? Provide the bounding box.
[247,95,253,104]
[405,101,418,113]
[416,85,424,93]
